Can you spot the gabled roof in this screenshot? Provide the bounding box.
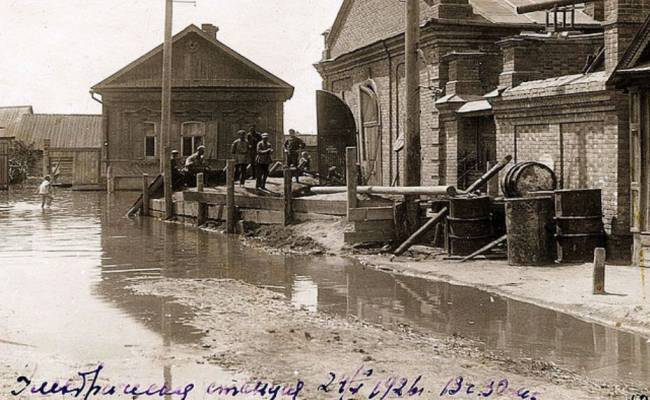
[0,105,33,129]
[2,114,102,149]
[610,13,650,86]
[325,0,599,60]
[92,24,293,95]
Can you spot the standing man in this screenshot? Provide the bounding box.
[256,133,273,190]
[231,130,250,187]
[247,125,262,180]
[284,129,305,168]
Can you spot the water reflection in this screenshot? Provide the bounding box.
[91,192,650,387]
[1,189,648,390]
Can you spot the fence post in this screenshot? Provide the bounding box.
[593,247,606,295]
[346,147,358,221]
[283,167,293,225]
[107,166,114,193]
[43,139,51,177]
[196,173,207,226]
[142,173,149,216]
[226,160,236,233]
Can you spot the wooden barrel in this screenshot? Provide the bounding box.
[501,162,557,198]
[505,196,555,266]
[448,195,493,256]
[555,189,605,263]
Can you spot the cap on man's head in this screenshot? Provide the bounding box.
[197,145,206,151]
[261,132,269,138]
[289,129,296,135]
[237,129,246,135]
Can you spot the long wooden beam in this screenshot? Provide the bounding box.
[394,207,448,256]
[311,185,457,196]
[516,0,600,14]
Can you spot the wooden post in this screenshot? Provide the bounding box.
[42,139,51,177]
[142,174,150,217]
[593,247,606,294]
[405,0,421,187]
[346,147,358,221]
[106,165,114,193]
[226,160,236,233]
[196,172,204,192]
[196,173,207,226]
[161,0,174,220]
[283,167,293,225]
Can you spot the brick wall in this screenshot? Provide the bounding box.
[493,90,628,235]
[499,35,602,88]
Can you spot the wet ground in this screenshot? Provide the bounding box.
[0,189,648,394]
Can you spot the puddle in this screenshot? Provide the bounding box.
[0,190,649,390]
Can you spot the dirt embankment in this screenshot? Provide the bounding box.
[128,278,645,400]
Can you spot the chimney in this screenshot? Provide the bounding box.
[604,0,649,71]
[201,23,219,39]
[321,30,331,60]
[424,0,474,19]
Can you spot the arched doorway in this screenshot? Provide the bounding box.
[359,84,382,185]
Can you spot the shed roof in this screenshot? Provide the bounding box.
[0,106,33,129]
[2,114,102,149]
[501,71,609,99]
[325,0,599,59]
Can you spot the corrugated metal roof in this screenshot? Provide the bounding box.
[0,106,33,129]
[327,0,599,59]
[2,114,102,149]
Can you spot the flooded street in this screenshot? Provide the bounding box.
[1,190,649,397]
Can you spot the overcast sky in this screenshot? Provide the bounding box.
[0,0,343,133]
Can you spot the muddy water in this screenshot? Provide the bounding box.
[1,190,649,390]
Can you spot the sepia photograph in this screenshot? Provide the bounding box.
[1,0,649,398]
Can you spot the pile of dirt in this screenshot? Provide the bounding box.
[243,223,327,255]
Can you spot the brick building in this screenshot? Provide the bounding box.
[315,0,599,186]
[318,0,650,261]
[91,24,293,189]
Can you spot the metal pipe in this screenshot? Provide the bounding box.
[516,0,600,14]
[311,185,457,196]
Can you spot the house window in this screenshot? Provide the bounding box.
[143,123,157,158]
[181,121,205,157]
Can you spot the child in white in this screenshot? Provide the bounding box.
[38,175,53,208]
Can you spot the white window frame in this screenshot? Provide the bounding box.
[181,121,206,157]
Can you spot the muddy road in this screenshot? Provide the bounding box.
[0,190,648,399]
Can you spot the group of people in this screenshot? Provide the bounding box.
[180,126,310,191]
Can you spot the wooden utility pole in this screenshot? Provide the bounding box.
[405,0,421,187]
[161,0,174,219]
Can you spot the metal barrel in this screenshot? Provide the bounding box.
[554,188,605,263]
[448,195,493,256]
[501,161,557,198]
[505,196,556,266]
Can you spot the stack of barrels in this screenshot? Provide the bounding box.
[502,162,604,265]
[554,188,605,263]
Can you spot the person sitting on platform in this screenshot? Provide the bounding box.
[231,130,250,187]
[295,151,311,183]
[185,145,205,172]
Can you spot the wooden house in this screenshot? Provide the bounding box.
[91,24,294,190]
[1,111,103,188]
